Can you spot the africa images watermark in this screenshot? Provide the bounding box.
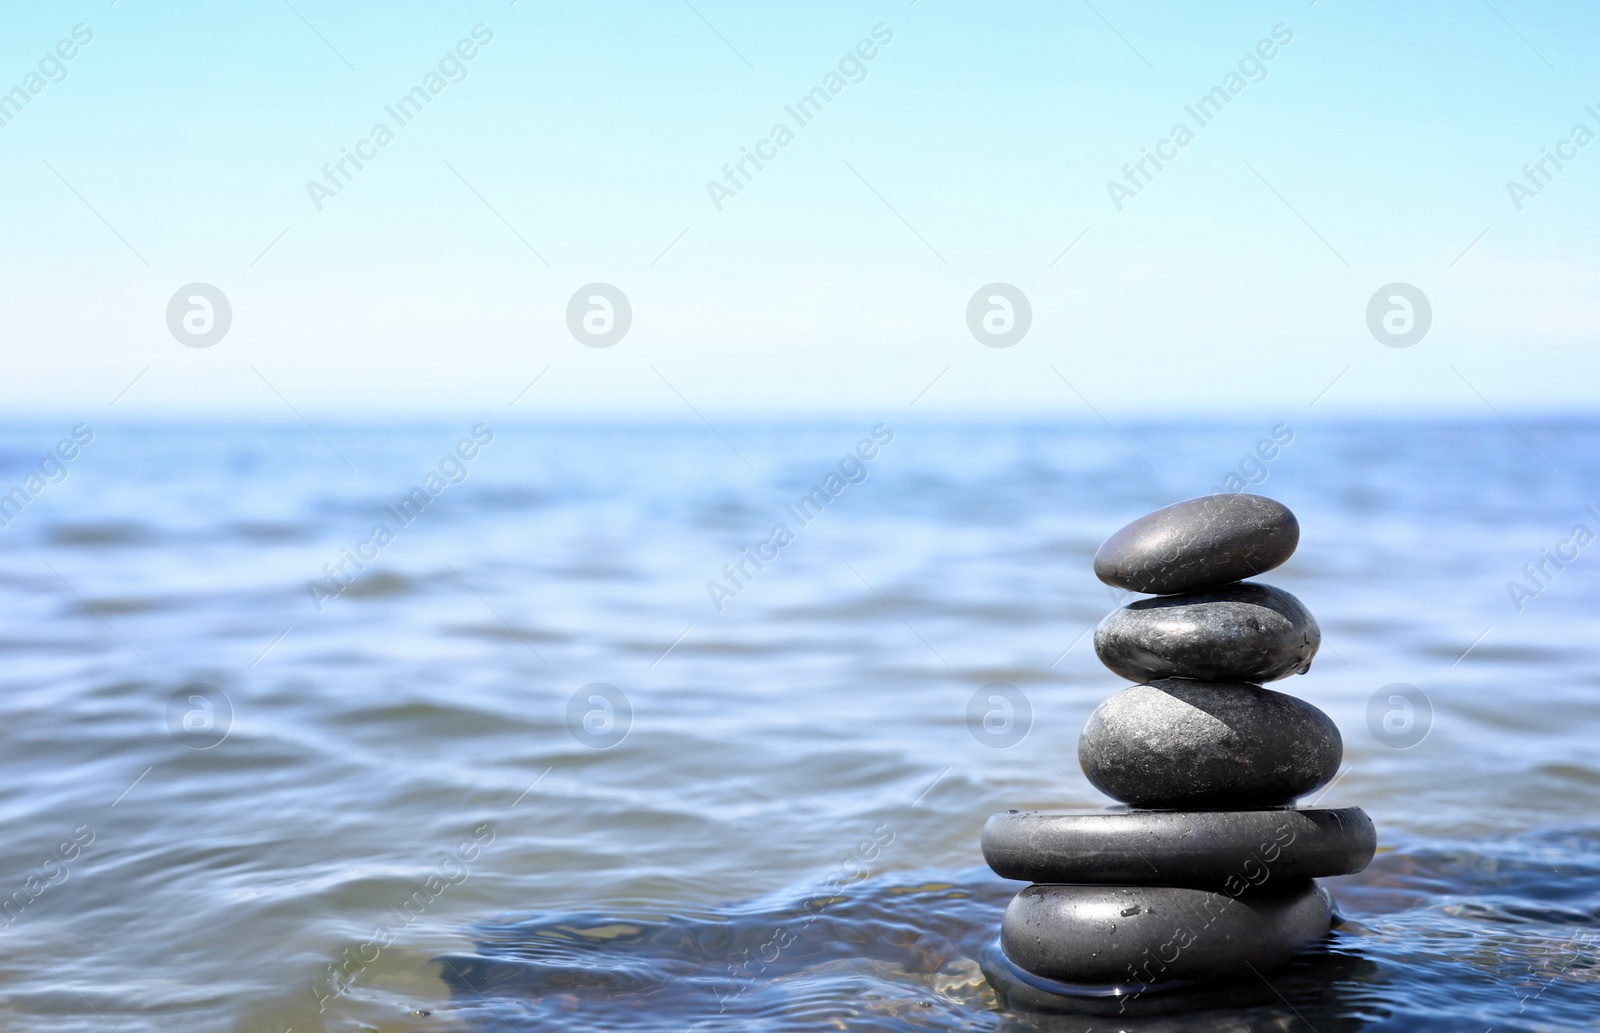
[1106,23,1294,211]
[305,24,495,211]
[1085,423,1294,607]
[713,821,895,1013]
[2,825,96,929]
[1506,504,1600,612]
[1209,423,1293,496]
[307,424,495,611]
[0,23,94,130]
[1118,818,1299,1011]
[311,823,495,1012]
[0,423,96,531]
[705,423,895,612]
[1505,102,1600,212]
[705,23,895,212]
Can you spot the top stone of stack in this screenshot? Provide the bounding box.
[1093,494,1299,595]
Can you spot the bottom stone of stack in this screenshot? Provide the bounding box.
[978,931,1364,1017]
[999,880,1333,986]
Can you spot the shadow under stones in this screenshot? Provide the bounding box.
[435,868,1387,1032]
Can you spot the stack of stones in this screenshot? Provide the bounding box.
[980,494,1376,1006]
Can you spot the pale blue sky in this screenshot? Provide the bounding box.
[2,0,1597,416]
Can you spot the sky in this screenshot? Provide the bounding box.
[1,0,1597,418]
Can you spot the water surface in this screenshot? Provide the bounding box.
[1,418,1596,1031]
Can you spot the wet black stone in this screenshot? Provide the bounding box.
[1094,582,1320,684]
[981,807,1375,885]
[1094,495,1299,595]
[979,934,1376,1017]
[1079,679,1341,808]
[1000,881,1333,986]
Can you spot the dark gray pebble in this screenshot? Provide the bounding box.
[1094,495,1299,595]
[1079,679,1341,808]
[1094,582,1321,684]
[981,807,1374,885]
[1000,881,1332,986]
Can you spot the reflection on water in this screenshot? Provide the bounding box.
[441,873,1002,1031]
[437,868,1385,1032]
[0,418,1597,1032]
[436,830,1600,1032]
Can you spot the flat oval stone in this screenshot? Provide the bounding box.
[982,807,1374,885]
[1079,679,1341,808]
[1001,881,1332,986]
[1094,582,1320,684]
[1094,495,1299,595]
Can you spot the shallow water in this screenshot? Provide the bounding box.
[2,418,1598,1032]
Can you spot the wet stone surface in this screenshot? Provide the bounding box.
[982,807,1376,886]
[1079,679,1342,809]
[1094,494,1300,595]
[1094,581,1321,685]
[999,881,1334,985]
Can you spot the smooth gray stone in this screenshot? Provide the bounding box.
[1079,679,1341,808]
[982,807,1374,885]
[1094,582,1321,684]
[1094,495,1299,595]
[1001,881,1332,986]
